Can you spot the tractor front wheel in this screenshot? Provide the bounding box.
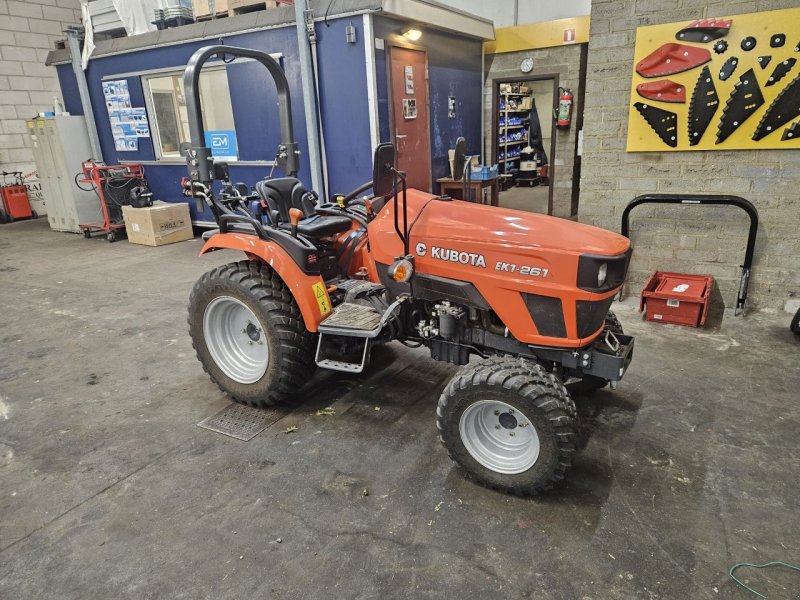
[188,260,315,407]
[437,356,577,495]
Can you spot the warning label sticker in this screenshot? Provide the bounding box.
[312,282,330,316]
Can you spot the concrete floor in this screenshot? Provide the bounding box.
[499,184,549,214]
[1,219,799,599]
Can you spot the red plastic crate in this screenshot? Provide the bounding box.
[640,271,714,327]
[0,184,33,219]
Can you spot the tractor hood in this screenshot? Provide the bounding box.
[370,189,630,258]
[366,189,632,347]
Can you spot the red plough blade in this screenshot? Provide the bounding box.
[636,79,687,103]
[636,43,712,78]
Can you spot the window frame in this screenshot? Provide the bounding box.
[142,64,234,162]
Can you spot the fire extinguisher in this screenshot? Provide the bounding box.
[557,87,573,129]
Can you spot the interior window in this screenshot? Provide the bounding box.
[143,68,235,159]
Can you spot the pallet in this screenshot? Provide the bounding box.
[229,0,292,16]
[195,11,228,21]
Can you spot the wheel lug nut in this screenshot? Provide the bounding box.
[509,432,515,437]
[495,424,500,429]
[494,410,500,415]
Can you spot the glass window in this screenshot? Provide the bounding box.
[143,68,235,159]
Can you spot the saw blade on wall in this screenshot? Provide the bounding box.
[753,73,800,140]
[717,68,765,143]
[688,66,719,146]
[634,102,678,147]
[765,58,796,87]
[782,121,800,140]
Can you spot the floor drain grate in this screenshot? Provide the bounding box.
[197,403,288,441]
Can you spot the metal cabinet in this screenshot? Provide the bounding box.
[27,116,101,233]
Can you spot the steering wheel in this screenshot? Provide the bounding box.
[339,180,374,206]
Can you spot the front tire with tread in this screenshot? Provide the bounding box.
[437,356,577,495]
[188,260,315,407]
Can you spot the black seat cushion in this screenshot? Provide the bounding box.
[255,177,317,222]
[279,214,352,238]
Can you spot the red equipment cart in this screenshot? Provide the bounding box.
[0,171,36,223]
[78,162,145,242]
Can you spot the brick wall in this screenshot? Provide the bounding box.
[0,0,81,194]
[580,0,800,312]
[484,44,584,218]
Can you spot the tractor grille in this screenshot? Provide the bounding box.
[523,294,567,338]
[576,296,616,338]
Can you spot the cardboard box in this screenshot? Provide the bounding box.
[122,201,193,247]
[193,0,229,18]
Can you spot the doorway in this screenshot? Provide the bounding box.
[387,44,432,192]
[492,76,557,214]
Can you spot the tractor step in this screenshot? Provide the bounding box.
[318,302,383,337]
[316,302,384,373]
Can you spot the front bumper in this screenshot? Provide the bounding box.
[542,331,635,382]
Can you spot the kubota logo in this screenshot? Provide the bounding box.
[416,242,486,268]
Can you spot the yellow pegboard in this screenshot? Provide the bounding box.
[627,7,800,152]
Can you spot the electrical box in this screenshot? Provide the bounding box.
[27,116,102,233]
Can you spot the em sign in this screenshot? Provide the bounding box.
[204,130,238,160]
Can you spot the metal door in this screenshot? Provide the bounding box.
[389,46,431,192]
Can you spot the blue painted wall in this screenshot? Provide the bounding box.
[55,15,484,221]
[372,16,483,185]
[55,18,372,222]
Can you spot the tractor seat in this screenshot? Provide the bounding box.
[278,214,351,238]
[256,177,351,238]
[255,177,317,222]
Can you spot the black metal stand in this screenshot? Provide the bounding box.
[621,194,759,316]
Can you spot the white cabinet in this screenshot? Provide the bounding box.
[27,116,102,233]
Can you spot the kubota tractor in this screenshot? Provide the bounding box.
[183,46,635,495]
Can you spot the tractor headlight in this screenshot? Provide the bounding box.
[597,263,608,287]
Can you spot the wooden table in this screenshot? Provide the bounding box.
[436,176,499,206]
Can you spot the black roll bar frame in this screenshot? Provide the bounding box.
[621,194,759,316]
[182,45,299,187]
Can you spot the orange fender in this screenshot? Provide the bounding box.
[199,232,331,332]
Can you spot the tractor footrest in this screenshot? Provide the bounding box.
[318,302,382,338]
[315,333,371,373]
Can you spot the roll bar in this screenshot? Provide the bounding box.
[182,45,299,185]
[621,194,759,315]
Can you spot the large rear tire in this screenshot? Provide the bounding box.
[188,260,315,407]
[437,356,577,495]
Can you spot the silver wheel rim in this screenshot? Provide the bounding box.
[459,400,540,474]
[202,296,269,384]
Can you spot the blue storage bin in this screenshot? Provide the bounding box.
[470,164,499,180]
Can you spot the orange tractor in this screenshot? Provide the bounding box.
[184,46,634,495]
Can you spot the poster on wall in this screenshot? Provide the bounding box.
[404,65,414,94]
[102,79,151,152]
[626,7,800,152]
[402,98,417,120]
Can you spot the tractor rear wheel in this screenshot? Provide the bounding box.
[188,260,315,407]
[437,356,577,495]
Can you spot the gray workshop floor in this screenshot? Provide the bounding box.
[499,184,549,214]
[1,219,798,599]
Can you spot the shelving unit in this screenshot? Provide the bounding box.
[497,91,532,176]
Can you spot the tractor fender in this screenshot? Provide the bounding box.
[199,232,331,332]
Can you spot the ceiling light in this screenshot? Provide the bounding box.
[402,28,422,41]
